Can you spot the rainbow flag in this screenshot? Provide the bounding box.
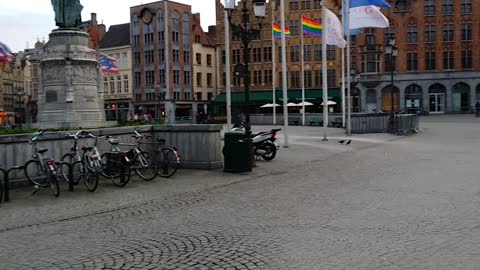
[272,22,291,39]
[302,16,322,37]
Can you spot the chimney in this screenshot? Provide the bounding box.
[193,13,201,23]
[91,13,97,25]
[208,26,217,35]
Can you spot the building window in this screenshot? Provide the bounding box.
[289,20,299,35]
[443,51,454,70]
[144,33,154,45]
[327,45,336,60]
[207,54,212,66]
[195,35,201,43]
[290,45,300,62]
[264,70,272,85]
[172,32,179,44]
[394,0,411,12]
[290,71,300,88]
[264,47,272,62]
[424,25,436,43]
[146,93,154,101]
[174,92,180,100]
[123,53,128,66]
[158,31,165,42]
[406,53,418,71]
[327,70,336,88]
[196,53,202,65]
[233,49,241,64]
[133,35,140,46]
[425,52,436,70]
[314,45,322,61]
[443,24,454,42]
[253,70,262,85]
[117,76,122,93]
[207,73,213,87]
[442,0,453,15]
[461,0,472,14]
[313,0,321,9]
[301,0,310,9]
[134,52,141,65]
[234,76,241,86]
[103,77,108,93]
[222,72,226,86]
[185,92,191,100]
[304,45,312,61]
[173,49,180,63]
[159,69,165,87]
[289,0,299,10]
[145,71,154,87]
[110,77,115,94]
[135,94,141,101]
[184,71,191,86]
[461,23,472,41]
[184,51,190,65]
[350,35,357,46]
[158,49,165,64]
[123,75,129,93]
[384,27,395,44]
[407,26,417,44]
[252,48,261,62]
[196,73,202,86]
[362,53,380,73]
[462,50,472,69]
[134,72,141,87]
[173,70,180,86]
[424,0,435,16]
[145,50,154,64]
[304,70,312,88]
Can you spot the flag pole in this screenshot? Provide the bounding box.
[280,0,289,147]
[321,1,328,141]
[225,9,232,130]
[346,0,352,136]
[272,3,277,125]
[301,24,306,126]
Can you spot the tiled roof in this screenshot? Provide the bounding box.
[99,23,130,48]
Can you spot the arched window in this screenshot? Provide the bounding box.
[172,11,180,45]
[183,12,190,46]
[452,82,470,112]
[405,84,422,113]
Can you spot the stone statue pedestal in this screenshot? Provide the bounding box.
[38,29,107,129]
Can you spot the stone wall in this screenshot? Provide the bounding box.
[0,124,223,185]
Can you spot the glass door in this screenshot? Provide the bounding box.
[429,93,445,113]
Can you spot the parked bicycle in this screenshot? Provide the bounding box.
[152,137,180,178]
[62,131,100,192]
[100,136,132,187]
[126,129,159,181]
[24,130,62,197]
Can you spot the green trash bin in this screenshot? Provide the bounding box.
[223,131,254,173]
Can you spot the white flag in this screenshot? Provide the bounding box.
[349,5,389,29]
[324,8,346,48]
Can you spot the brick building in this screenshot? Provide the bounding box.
[131,0,205,123]
[214,0,343,115]
[350,0,480,114]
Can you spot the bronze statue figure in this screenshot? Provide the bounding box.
[51,0,84,28]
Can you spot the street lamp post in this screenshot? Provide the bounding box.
[385,37,398,132]
[350,65,359,110]
[224,0,266,137]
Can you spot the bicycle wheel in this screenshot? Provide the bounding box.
[49,175,60,197]
[101,153,131,187]
[135,151,157,181]
[24,160,48,186]
[157,148,179,178]
[83,170,99,192]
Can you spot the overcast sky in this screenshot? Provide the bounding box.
[1,0,216,52]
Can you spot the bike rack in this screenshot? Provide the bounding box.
[0,166,25,203]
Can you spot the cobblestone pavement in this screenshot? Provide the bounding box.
[2,116,480,269]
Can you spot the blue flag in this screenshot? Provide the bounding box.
[350,0,391,9]
[343,0,364,35]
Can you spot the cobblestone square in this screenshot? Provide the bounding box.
[1,116,480,269]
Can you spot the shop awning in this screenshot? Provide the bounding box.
[213,88,341,104]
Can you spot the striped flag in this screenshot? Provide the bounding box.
[302,16,322,37]
[99,53,119,74]
[0,41,13,63]
[272,22,291,39]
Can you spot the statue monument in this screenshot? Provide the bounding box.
[38,0,107,128]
